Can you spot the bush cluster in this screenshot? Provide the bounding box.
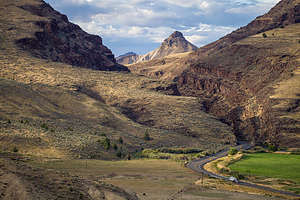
[101,138,111,150]
[159,148,202,154]
[228,147,238,155]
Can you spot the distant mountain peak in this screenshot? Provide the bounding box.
[168,31,184,39]
[117,31,197,65]
[116,52,140,65]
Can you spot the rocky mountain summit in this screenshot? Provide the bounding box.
[15,0,128,71]
[117,31,197,65]
[137,31,197,63]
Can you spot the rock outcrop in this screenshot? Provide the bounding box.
[118,31,197,65]
[16,0,128,71]
[177,0,300,147]
[137,31,197,63]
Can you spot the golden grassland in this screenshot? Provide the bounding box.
[29,158,285,200]
[0,0,235,159]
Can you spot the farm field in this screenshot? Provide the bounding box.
[229,153,300,194]
[229,153,300,182]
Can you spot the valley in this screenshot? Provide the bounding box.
[0,0,299,199]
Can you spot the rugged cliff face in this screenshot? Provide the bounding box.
[177,0,300,147]
[137,31,197,63]
[15,0,128,71]
[119,31,197,65]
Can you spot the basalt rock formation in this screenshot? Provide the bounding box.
[16,0,128,71]
[118,31,197,65]
[177,0,300,147]
[137,31,197,63]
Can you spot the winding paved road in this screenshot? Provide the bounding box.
[187,144,300,198]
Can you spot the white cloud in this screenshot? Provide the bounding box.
[225,0,280,15]
[45,0,280,55]
[88,7,177,27]
[182,23,236,46]
[76,19,174,43]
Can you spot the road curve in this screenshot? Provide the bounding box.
[187,144,300,198]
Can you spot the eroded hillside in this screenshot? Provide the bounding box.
[127,0,300,148]
[0,0,128,71]
[178,22,300,147]
[0,0,235,159]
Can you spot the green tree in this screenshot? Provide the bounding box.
[113,143,118,151]
[144,131,151,141]
[267,144,278,152]
[228,147,238,155]
[118,137,123,144]
[13,146,18,153]
[101,138,111,150]
[116,150,122,158]
[41,123,48,131]
[262,33,267,38]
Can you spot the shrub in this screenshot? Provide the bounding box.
[262,33,267,38]
[41,123,48,131]
[228,147,238,156]
[298,40,300,44]
[13,146,18,153]
[116,150,122,158]
[113,143,118,151]
[118,137,123,144]
[159,148,202,154]
[101,138,111,150]
[267,144,278,152]
[144,131,151,141]
[100,133,106,137]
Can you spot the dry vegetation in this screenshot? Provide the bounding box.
[0,0,236,159]
[29,158,285,200]
[1,0,298,199]
[128,52,193,80]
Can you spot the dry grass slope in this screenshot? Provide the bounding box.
[0,0,236,159]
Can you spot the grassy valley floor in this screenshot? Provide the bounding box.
[28,158,285,200]
[229,153,300,194]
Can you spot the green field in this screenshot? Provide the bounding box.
[229,153,300,183]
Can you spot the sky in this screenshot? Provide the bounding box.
[44,0,280,56]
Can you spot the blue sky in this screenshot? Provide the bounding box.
[44,0,280,56]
